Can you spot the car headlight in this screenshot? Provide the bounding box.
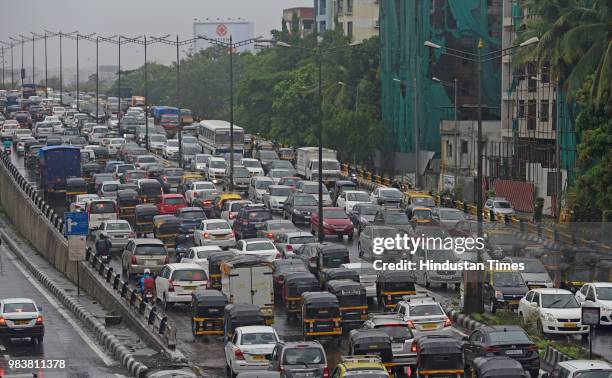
[293,209,301,215]
[323,221,330,228]
[542,312,556,322]
[495,290,503,299]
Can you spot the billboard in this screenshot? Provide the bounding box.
[193,21,254,53]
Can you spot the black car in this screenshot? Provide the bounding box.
[373,208,413,234]
[282,193,318,225]
[222,166,251,193]
[232,204,273,239]
[483,268,528,313]
[349,203,380,234]
[463,325,540,378]
[176,207,206,234]
[159,168,184,193]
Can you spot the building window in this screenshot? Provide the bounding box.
[319,21,326,32]
[540,100,549,122]
[346,0,353,13]
[527,61,537,92]
[320,0,326,15]
[347,21,353,40]
[337,0,343,14]
[552,100,557,130]
[518,100,525,118]
[542,61,550,83]
[446,141,453,158]
[461,140,468,154]
[527,100,536,130]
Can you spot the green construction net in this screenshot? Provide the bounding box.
[380,0,501,156]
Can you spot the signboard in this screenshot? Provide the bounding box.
[193,21,254,53]
[68,235,87,261]
[581,305,601,326]
[64,212,89,236]
[442,175,455,190]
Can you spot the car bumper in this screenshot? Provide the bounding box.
[269,203,284,211]
[292,213,311,224]
[200,239,236,249]
[428,275,462,284]
[166,292,194,303]
[542,320,589,334]
[231,360,270,373]
[130,265,164,275]
[0,325,44,338]
[109,240,129,251]
[322,227,353,236]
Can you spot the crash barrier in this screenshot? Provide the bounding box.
[541,345,570,371]
[85,250,177,350]
[343,163,610,254]
[0,229,149,378]
[445,308,486,332]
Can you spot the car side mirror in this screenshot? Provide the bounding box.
[530,302,538,307]
[37,306,43,311]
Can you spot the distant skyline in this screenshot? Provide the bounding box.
[0,0,310,82]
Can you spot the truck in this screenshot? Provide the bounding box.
[130,96,146,108]
[38,146,81,198]
[220,255,274,325]
[151,106,180,137]
[296,146,342,185]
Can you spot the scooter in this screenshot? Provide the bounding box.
[143,288,155,303]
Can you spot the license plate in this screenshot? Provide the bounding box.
[15,320,30,325]
[182,286,196,291]
[145,260,157,266]
[506,349,523,355]
[295,373,314,378]
[252,355,266,360]
[421,323,438,330]
[508,300,519,305]
[206,322,213,327]
[564,322,577,328]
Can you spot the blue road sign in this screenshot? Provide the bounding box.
[64,212,89,236]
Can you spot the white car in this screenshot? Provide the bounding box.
[231,239,280,262]
[0,298,44,343]
[52,106,66,118]
[275,231,316,258]
[155,263,208,310]
[192,154,212,172]
[575,282,612,326]
[0,121,19,138]
[184,181,216,205]
[180,246,222,276]
[240,158,264,176]
[107,138,126,156]
[162,139,179,160]
[108,115,119,129]
[518,288,589,336]
[543,360,612,378]
[248,176,274,203]
[89,126,110,145]
[221,200,252,226]
[485,197,515,216]
[225,325,280,376]
[70,194,100,212]
[148,134,167,153]
[263,185,292,213]
[206,157,227,184]
[33,122,54,138]
[267,169,292,185]
[393,296,453,333]
[369,187,403,207]
[194,219,236,249]
[336,190,371,213]
[98,180,121,199]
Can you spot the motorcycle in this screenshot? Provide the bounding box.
[143,288,155,303]
[175,233,195,262]
[349,171,358,184]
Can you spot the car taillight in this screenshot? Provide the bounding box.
[234,348,245,360]
[527,345,538,351]
[484,346,501,353]
[285,245,293,251]
[410,341,417,353]
[407,320,415,329]
[164,256,170,264]
[36,315,44,324]
[0,317,5,325]
[203,232,209,239]
[131,256,137,264]
[229,213,234,219]
[162,176,168,183]
[267,232,274,239]
[275,252,281,259]
[203,200,212,205]
[168,280,175,292]
[231,230,235,237]
[323,367,329,378]
[443,318,452,327]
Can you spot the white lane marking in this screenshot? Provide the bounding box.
[4,248,115,366]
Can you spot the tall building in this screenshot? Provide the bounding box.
[334,0,379,42]
[283,7,315,38]
[314,0,333,33]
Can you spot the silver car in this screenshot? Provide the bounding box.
[92,219,134,252]
[357,315,416,365]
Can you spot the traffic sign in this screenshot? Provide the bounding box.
[64,212,89,236]
[68,236,87,261]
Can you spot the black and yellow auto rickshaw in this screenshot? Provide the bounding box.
[282,272,319,319]
[223,303,266,344]
[82,162,103,188]
[301,291,342,341]
[66,177,88,204]
[470,356,528,378]
[277,147,295,162]
[327,280,368,329]
[319,267,360,290]
[134,204,159,237]
[191,288,228,339]
[207,251,236,290]
[138,179,163,204]
[349,330,399,376]
[117,189,139,223]
[377,271,417,311]
[413,334,464,378]
[152,215,181,248]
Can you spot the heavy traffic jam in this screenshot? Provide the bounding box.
[1,86,611,378]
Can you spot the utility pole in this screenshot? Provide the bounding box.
[59,32,63,104]
[317,42,323,241]
[76,34,80,111]
[413,77,419,189]
[30,34,35,84]
[44,33,48,97]
[10,42,14,89]
[96,37,99,121]
[118,35,121,130]
[1,46,5,90]
[176,34,182,168]
[454,78,459,179]
[229,35,235,189]
[144,35,149,150]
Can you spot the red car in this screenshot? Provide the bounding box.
[156,194,187,215]
[310,207,354,240]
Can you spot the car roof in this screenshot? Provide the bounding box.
[285,231,314,237]
[477,325,526,334]
[369,315,407,326]
[531,288,573,294]
[165,263,204,270]
[236,325,276,334]
[557,360,612,370]
[269,185,291,189]
[1,298,36,305]
[244,238,274,244]
[132,238,164,245]
[590,282,612,288]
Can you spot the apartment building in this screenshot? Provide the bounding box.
[283,7,315,38]
[334,0,379,42]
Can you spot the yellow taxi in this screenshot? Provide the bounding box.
[331,356,390,378]
[409,206,434,225]
[179,172,204,192]
[212,192,242,217]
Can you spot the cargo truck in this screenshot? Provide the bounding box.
[38,146,81,198]
[130,96,146,108]
[296,146,342,185]
[151,106,180,137]
[220,255,274,325]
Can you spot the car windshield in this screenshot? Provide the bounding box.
[242,160,261,168]
[105,222,131,231]
[138,156,156,164]
[493,272,525,286]
[233,168,250,178]
[3,302,37,313]
[181,211,204,220]
[171,269,207,281]
[182,137,197,144]
[150,135,166,142]
[541,293,580,308]
[324,210,347,219]
[210,160,227,169]
[268,222,296,231]
[346,192,370,202]
[319,160,339,170]
[487,330,532,345]
[128,172,146,180]
[167,140,179,147]
[134,245,166,255]
[294,196,317,206]
[289,236,316,244]
[385,213,410,224]
[103,183,119,191]
[271,170,290,178]
[521,260,547,273]
[206,221,230,230]
[256,180,273,189]
[357,205,379,215]
[377,324,413,342]
[283,347,325,365]
[270,187,291,197]
[248,210,272,221]
[259,151,278,160]
[409,304,444,316]
[381,189,402,198]
[301,184,322,194]
[574,372,612,378]
[246,242,275,251]
[195,155,209,163]
[439,209,464,220]
[90,202,116,213]
[494,201,512,209]
[195,249,218,259]
[596,287,612,300]
[323,253,349,268]
[164,169,183,177]
[240,332,278,345]
[165,197,185,205]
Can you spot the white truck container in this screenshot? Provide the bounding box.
[220,255,274,324]
[296,147,341,184]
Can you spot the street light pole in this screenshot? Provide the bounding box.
[1,46,4,90]
[59,32,63,104]
[317,43,324,241]
[76,34,80,111]
[96,37,99,122]
[176,34,182,168]
[144,35,149,150]
[31,34,34,85]
[476,38,484,225]
[413,77,419,189]
[454,77,458,179]
[118,35,121,131]
[10,42,14,89]
[44,33,48,97]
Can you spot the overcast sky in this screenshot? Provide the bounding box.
[0,0,310,80]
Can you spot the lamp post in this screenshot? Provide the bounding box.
[432,76,459,184]
[338,81,360,166]
[62,33,96,112]
[197,35,265,188]
[393,77,419,188]
[277,39,362,242]
[34,32,56,97]
[0,45,5,90]
[425,36,539,313]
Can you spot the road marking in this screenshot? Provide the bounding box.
[4,248,115,366]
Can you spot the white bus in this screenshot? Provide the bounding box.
[197,120,244,156]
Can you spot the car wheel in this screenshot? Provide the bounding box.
[36,335,44,343]
[536,319,545,337]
